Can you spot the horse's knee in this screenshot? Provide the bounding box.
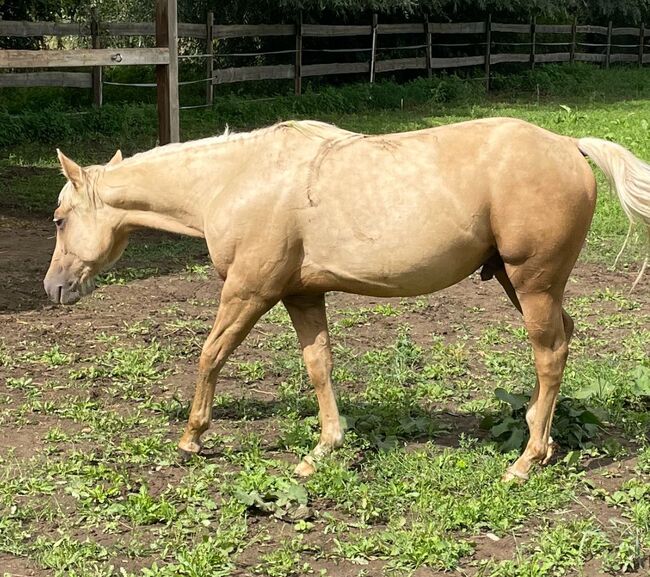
[199,338,231,377]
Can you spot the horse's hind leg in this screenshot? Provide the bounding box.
[283,294,344,477]
[503,289,570,481]
[178,281,277,456]
[494,268,574,470]
[526,308,574,468]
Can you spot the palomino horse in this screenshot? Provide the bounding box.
[44,118,649,481]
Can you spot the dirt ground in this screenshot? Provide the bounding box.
[0,213,648,576]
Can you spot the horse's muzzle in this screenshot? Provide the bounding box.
[43,272,94,305]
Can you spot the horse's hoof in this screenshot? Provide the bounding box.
[178,440,201,462]
[501,467,528,484]
[294,455,317,477]
[178,447,196,462]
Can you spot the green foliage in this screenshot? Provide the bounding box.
[0,104,155,147]
[256,537,310,577]
[124,485,178,525]
[3,0,647,26]
[98,266,160,285]
[379,521,473,571]
[602,536,646,574]
[572,364,650,410]
[276,0,650,20]
[483,388,604,452]
[169,530,244,577]
[233,478,311,521]
[637,446,650,475]
[32,535,111,574]
[484,519,611,577]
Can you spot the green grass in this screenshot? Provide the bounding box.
[1,65,649,576]
[0,296,649,575]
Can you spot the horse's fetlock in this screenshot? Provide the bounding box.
[526,440,550,462]
[187,417,209,434]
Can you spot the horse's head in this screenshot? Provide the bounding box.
[44,150,127,305]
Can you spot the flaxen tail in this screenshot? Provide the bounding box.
[577,137,650,290]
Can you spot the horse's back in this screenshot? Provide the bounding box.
[293,117,595,296]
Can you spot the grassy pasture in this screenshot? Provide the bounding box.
[0,66,649,576]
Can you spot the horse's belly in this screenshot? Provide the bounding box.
[300,240,491,297]
[296,169,494,297]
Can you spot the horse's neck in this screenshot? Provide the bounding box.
[102,145,229,238]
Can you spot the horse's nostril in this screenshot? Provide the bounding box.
[57,285,63,303]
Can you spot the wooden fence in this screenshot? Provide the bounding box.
[1,11,648,111]
[0,0,180,143]
[208,16,648,94]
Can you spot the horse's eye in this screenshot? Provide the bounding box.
[54,218,65,229]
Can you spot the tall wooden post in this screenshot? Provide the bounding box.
[90,7,102,107]
[424,16,432,79]
[370,13,378,83]
[485,14,491,92]
[570,16,577,64]
[529,15,536,69]
[640,23,645,68]
[295,11,303,95]
[605,20,612,68]
[156,0,179,144]
[205,11,213,107]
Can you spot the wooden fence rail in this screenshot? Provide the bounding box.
[1,12,648,109]
[0,0,179,143]
[207,15,648,91]
[0,48,170,68]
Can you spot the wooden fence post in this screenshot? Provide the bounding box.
[485,14,491,91]
[605,20,612,68]
[156,0,180,144]
[570,16,577,64]
[370,13,378,83]
[530,15,536,69]
[424,16,432,79]
[90,7,102,107]
[640,23,645,68]
[295,11,302,95]
[205,11,213,107]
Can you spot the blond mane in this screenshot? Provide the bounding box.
[115,120,356,169]
[58,165,103,209]
[57,121,357,207]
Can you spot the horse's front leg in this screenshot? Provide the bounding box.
[283,294,344,477]
[178,282,276,456]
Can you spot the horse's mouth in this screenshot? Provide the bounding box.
[66,278,96,304]
[46,277,96,305]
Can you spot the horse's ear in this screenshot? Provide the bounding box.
[108,150,123,165]
[57,149,85,189]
